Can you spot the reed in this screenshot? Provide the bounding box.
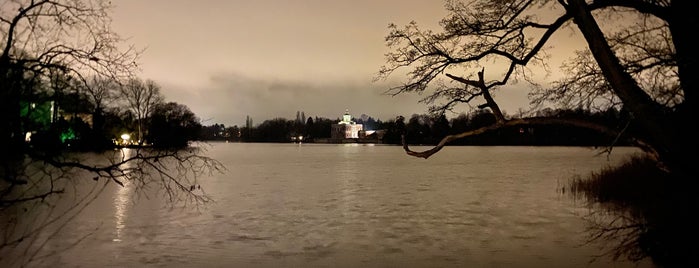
[566,153,698,267]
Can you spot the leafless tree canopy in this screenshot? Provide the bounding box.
[82,75,117,112]
[377,0,696,178]
[0,0,139,81]
[120,78,165,144]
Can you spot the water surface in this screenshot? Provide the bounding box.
[15,143,654,267]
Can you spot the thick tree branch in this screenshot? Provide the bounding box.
[589,0,669,21]
[445,68,505,122]
[566,0,684,169]
[1,0,50,61]
[402,116,653,159]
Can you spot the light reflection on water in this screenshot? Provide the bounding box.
[112,177,130,243]
[26,144,655,267]
[113,148,135,243]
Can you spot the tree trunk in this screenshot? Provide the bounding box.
[566,0,696,178]
[668,1,699,116]
[0,60,26,163]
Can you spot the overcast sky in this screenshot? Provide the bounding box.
[110,0,583,127]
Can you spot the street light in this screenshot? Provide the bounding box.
[120,133,130,145]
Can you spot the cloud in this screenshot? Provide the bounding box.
[158,71,428,127]
[113,1,538,128]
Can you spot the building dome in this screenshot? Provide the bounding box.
[342,109,352,124]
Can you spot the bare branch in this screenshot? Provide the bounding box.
[402,116,655,159]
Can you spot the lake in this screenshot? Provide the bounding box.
[6,143,655,267]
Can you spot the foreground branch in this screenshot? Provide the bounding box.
[402,117,655,159]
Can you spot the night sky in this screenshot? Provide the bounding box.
[110,0,586,127]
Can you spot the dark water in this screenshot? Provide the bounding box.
[6,143,655,267]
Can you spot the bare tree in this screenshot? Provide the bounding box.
[377,1,698,265]
[0,1,224,266]
[1,0,140,156]
[119,78,164,145]
[83,76,117,114]
[376,0,696,179]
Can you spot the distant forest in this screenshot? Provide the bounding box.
[199,108,636,146]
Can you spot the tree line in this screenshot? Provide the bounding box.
[15,75,202,152]
[199,107,634,146]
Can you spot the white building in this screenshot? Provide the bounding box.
[331,109,363,139]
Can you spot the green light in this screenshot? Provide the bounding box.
[60,128,76,143]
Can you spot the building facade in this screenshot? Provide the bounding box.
[330,110,363,139]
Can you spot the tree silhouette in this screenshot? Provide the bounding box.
[376,0,695,179]
[148,102,202,148]
[0,1,223,266]
[120,78,164,145]
[377,1,697,265]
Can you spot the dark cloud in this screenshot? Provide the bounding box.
[111,1,537,127]
[159,71,429,127]
[159,70,532,127]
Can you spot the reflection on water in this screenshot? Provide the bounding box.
[19,144,657,267]
[113,148,135,242]
[112,180,131,242]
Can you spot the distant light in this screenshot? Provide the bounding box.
[121,133,130,140]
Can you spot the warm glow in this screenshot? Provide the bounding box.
[120,133,130,140]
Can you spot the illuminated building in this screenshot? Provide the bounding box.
[330,109,363,139]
